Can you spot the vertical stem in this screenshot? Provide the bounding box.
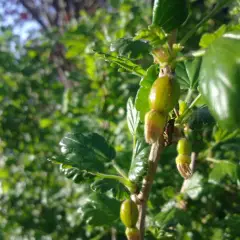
[137,135,165,239]
[111,228,117,240]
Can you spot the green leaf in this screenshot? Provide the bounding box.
[127,98,140,136]
[110,38,150,59]
[223,214,240,237]
[210,229,224,240]
[51,132,116,173]
[135,64,159,120]
[128,139,149,184]
[79,193,120,226]
[199,25,227,48]
[152,0,188,32]
[209,161,239,184]
[59,164,94,184]
[188,106,215,129]
[183,172,203,199]
[199,31,240,130]
[0,169,9,179]
[161,186,176,201]
[213,127,240,143]
[155,204,191,229]
[39,118,53,128]
[91,178,129,201]
[95,52,145,76]
[134,26,167,47]
[175,57,202,90]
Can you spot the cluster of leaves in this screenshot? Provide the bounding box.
[0,1,150,239]
[1,0,240,239]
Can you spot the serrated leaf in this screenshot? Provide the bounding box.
[135,65,159,120]
[155,206,190,229]
[128,139,150,184]
[95,52,145,76]
[91,178,129,201]
[199,25,227,48]
[127,98,140,136]
[213,127,240,143]
[152,0,188,32]
[59,164,94,184]
[51,132,116,173]
[134,26,167,47]
[183,172,203,199]
[79,193,120,226]
[209,161,239,184]
[199,31,240,130]
[110,38,150,59]
[175,57,202,90]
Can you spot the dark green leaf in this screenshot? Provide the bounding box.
[175,57,202,90]
[155,204,191,229]
[59,164,94,183]
[188,106,215,129]
[152,0,188,32]
[110,38,150,59]
[95,52,145,76]
[128,139,149,184]
[51,132,116,173]
[199,31,240,130]
[223,214,240,237]
[135,64,159,120]
[127,98,140,136]
[91,178,129,201]
[80,193,120,226]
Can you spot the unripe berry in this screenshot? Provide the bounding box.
[120,199,139,228]
[144,110,166,144]
[149,75,180,113]
[125,227,140,240]
[177,138,191,155]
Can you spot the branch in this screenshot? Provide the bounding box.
[137,135,165,239]
[19,0,49,31]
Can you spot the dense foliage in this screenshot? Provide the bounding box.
[1,0,240,239]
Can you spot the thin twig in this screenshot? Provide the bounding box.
[137,135,165,239]
[180,0,233,45]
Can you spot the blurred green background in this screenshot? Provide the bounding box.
[0,0,239,239]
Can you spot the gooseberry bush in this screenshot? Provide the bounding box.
[50,0,240,239]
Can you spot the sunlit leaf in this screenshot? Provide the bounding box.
[127,98,140,136]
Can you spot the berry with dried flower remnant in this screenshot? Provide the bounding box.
[144,110,166,144]
[125,227,140,240]
[175,154,192,179]
[152,47,170,65]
